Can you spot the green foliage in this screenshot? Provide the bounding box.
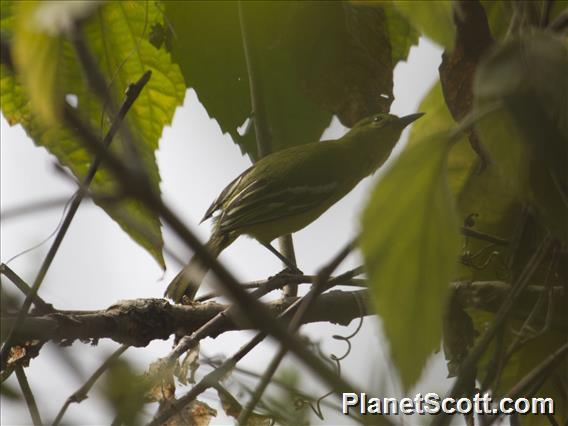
[164,1,416,159]
[103,359,146,426]
[261,367,310,426]
[394,1,456,50]
[1,1,185,267]
[361,135,460,389]
[11,1,64,125]
[406,82,476,197]
[383,4,420,64]
[1,0,566,421]
[474,31,568,242]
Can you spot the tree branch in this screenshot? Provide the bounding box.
[3,291,371,348]
[4,280,560,352]
[148,273,371,426]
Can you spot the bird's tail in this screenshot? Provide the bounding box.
[165,232,232,302]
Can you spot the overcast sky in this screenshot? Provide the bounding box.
[1,38,454,425]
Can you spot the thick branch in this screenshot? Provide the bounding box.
[4,281,563,349]
[3,291,370,348]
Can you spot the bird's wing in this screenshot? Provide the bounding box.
[209,141,346,234]
[200,165,254,223]
[218,179,339,234]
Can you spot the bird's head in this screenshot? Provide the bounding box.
[347,112,425,141]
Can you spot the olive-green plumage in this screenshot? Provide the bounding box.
[165,112,423,301]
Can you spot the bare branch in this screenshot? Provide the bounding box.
[4,291,371,347]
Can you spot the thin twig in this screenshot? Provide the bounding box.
[1,196,73,221]
[433,235,553,426]
[238,239,357,425]
[68,25,142,166]
[204,358,341,413]
[460,227,509,246]
[507,342,568,400]
[484,341,568,426]
[15,366,42,426]
[195,271,366,302]
[279,235,298,297]
[0,264,53,314]
[52,345,129,426]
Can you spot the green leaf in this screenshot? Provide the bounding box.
[1,1,186,268]
[165,1,329,159]
[164,1,401,159]
[407,82,478,198]
[103,359,146,426]
[360,135,460,389]
[11,1,65,125]
[474,31,568,242]
[383,3,420,65]
[394,0,455,50]
[408,84,520,286]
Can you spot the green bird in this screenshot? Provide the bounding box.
[165,112,423,302]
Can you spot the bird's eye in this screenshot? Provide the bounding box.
[373,116,382,123]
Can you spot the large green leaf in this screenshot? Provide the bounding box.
[408,84,521,284]
[1,1,186,268]
[360,135,460,390]
[394,0,455,50]
[407,82,476,197]
[164,1,411,159]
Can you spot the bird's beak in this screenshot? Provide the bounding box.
[398,112,425,128]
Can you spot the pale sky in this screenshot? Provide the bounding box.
[1,38,454,425]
